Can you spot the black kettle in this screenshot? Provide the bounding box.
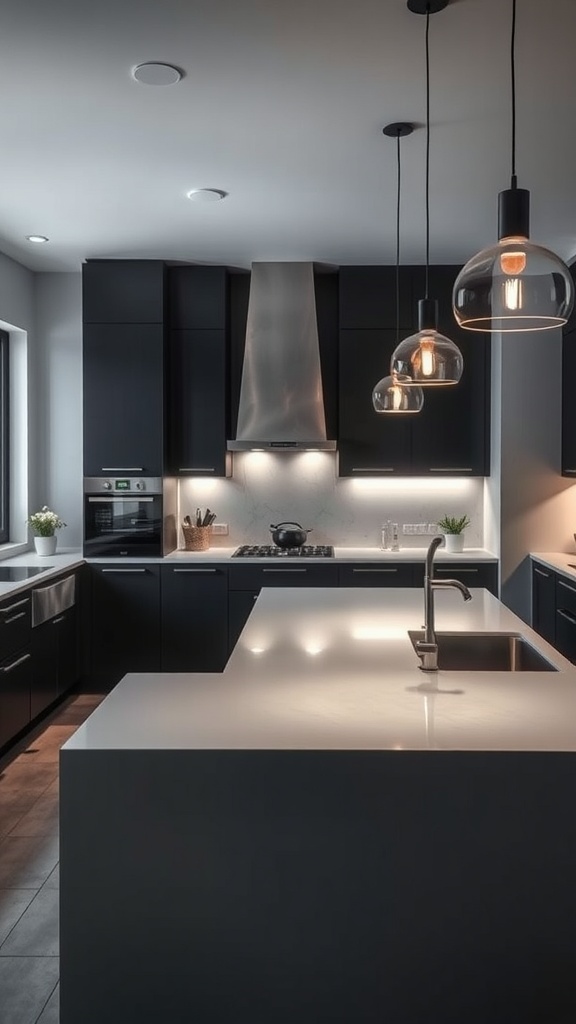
[270,522,312,548]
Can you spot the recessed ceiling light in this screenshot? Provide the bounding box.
[132,63,182,86]
[186,189,228,203]
[26,235,49,243]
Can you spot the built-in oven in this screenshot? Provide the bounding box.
[83,477,163,557]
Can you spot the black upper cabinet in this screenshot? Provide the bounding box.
[83,324,164,476]
[338,265,490,476]
[339,329,412,475]
[339,267,413,330]
[562,328,576,476]
[166,267,231,476]
[168,266,227,330]
[83,260,165,324]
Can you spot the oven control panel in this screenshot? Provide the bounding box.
[83,477,163,495]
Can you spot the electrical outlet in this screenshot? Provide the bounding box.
[427,523,440,535]
[402,524,411,534]
[211,522,229,535]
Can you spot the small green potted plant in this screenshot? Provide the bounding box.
[26,505,66,556]
[437,514,471,553]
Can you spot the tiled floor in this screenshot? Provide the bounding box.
[0,694,104,1024]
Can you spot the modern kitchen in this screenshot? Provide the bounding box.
[1,0,576,1022]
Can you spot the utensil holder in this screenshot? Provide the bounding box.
[182,525,211,552]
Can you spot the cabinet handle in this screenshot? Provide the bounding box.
[2,652,31,673]
[252,594,259,600]
[101,568,148,574]
[352,568,398,573]
[172,568,217,574]
[51,615,65,625]
[435,568,478,574]
[5,611,27,625]
[429,467,473,472]
[534,567,550,578]
[178,468,215,473]
[0,598,30,614]
[558,579,576,596]
[557,608,576,625]
[262,568,308,574]
[563,469,576,474]
[351,467,394,472]
[100,467,144,472]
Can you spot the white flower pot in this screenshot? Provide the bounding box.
[34,535,57,556]
[443,533,464,553]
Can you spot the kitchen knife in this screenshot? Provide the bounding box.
[201,508,212,526]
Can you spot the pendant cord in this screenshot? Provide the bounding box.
[396,131,401,345]
[510,0,517,188]
[425,5,430,299]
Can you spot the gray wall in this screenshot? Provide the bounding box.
[34,274,83,548]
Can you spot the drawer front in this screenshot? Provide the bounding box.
[413,562,498,595]
[228,564,339,590]
[556,576,576,618]
[0,648,32,748]
[0,594,32,660]
[338,564,415,587]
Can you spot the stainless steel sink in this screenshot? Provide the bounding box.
[408,631,558,672]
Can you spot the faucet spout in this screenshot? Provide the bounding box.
[416,536,473,671]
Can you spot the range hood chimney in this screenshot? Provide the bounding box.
[228,262,336,452]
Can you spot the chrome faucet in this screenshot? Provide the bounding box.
[415,536,473,671]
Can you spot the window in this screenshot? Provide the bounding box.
[0,330,9,543]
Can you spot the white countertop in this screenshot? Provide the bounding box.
[0,549,85,599]
[64,585,576,754]
[156,546,497,564]
[531,552,576,585]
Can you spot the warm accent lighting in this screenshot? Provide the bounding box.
[373,373,424,413]
[453,0,574,332]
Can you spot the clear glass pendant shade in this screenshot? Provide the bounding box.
[391,329,463,386]
[453,236,574,332]
[372,374,424,413]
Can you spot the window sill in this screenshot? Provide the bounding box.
[0,542,30,561]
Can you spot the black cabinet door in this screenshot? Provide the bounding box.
[555,575,576,662]
[91,565,161,688]
[82,260,165,324]
[338,329,412,475]
[83,324,164,476]
[57,607,79,696]
[338,564,416,587]
[412,561,498,596]
[0,649,31,749]
[31,620,59,719]
[161,566,229,671]
[531,563,556,644]
[410,267,490,476]
[166,330,230,476]
[339,267,413,330]
[562,329,576,476]
[228,590,259,654]
[0,593,32,659]
[168,266,228,330]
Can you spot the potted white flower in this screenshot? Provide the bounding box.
[26,506,66,556]
[437,514,471,554]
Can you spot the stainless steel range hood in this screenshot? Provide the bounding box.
[227,262,336,451]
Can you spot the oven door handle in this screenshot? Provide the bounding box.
[87,496,155,503]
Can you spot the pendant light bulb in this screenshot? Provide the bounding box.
[373,373,424,414]
[453,0,574,333]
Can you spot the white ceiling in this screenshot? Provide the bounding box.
[1,0,574,273]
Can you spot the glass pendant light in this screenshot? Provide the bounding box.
[453,0,574,332]
[372,123,424,415]
[391,1,463,387]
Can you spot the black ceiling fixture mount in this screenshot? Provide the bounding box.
[407,0,448,14]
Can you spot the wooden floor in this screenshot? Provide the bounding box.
[0,693,104,1024]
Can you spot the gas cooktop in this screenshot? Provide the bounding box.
[232,545,334,558]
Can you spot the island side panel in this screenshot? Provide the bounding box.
[60,749,576,1024]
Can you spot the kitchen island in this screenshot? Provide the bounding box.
[61,587,576,1024]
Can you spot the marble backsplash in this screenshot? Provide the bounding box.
[179,452,486,551]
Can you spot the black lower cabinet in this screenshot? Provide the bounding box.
[555,576,576,662]
[228,590,259,653]
[531,563,556,645]
[412,561,498,595]
[31,607,79,719]
[338,564,415,587]
[90,565,161,688]
[0,649,31,749]
[161,566,228,672]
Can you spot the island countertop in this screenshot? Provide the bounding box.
[64,586,576,753]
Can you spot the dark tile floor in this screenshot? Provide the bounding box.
[0,693,104,1024]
